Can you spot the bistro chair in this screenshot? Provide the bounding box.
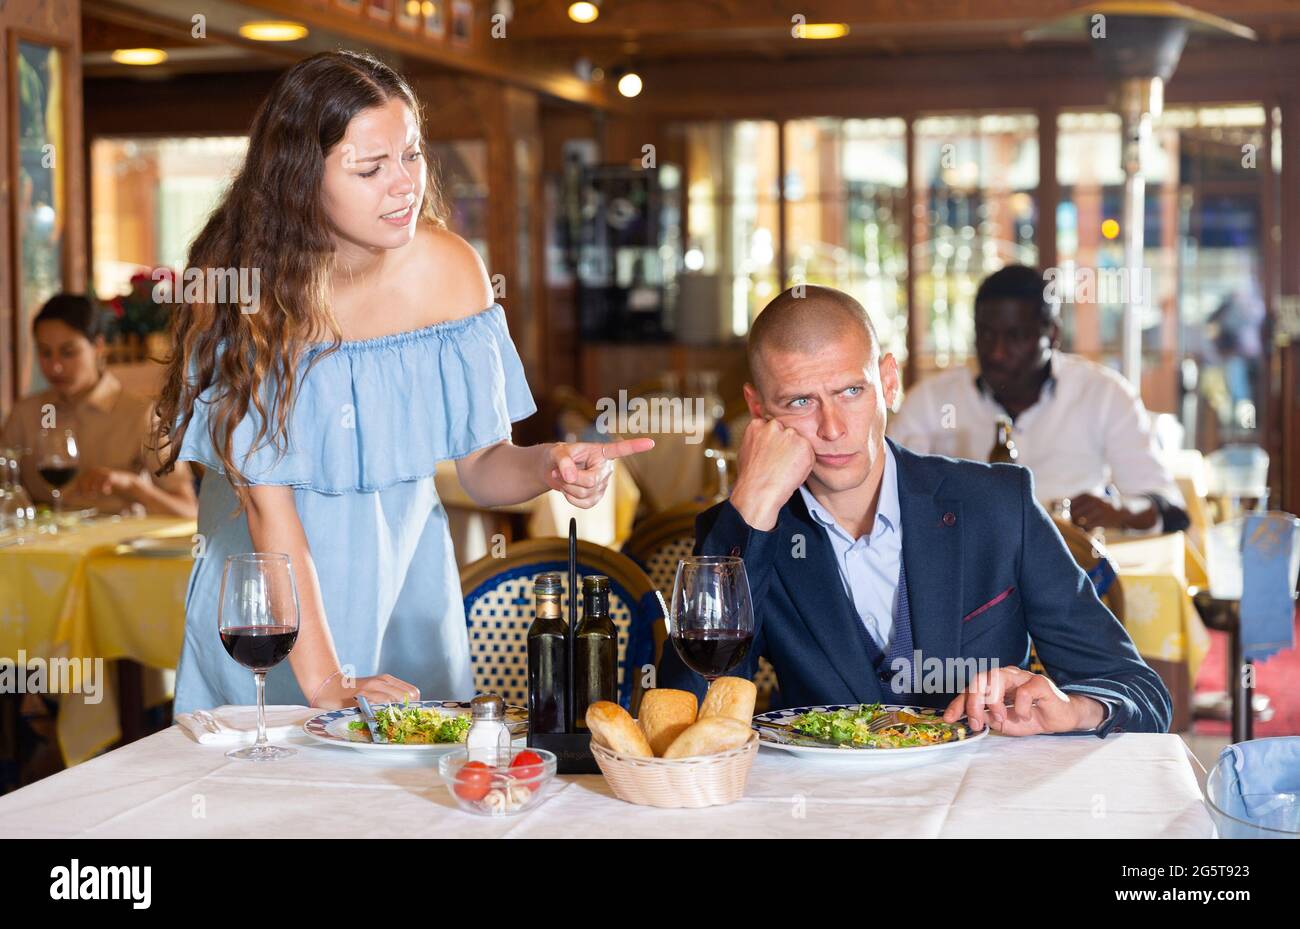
[622,503,782,712]
[460,538,660,713]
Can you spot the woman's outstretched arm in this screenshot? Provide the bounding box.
[454,437,653,510]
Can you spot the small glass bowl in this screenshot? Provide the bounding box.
[437,746,558,816]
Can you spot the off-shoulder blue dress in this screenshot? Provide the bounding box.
[172,304,536,713]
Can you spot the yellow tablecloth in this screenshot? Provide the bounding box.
[1107,531,1211,684]
[0,516,194,765]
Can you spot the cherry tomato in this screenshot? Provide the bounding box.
[509,750,545,790]
[454,760,492,802]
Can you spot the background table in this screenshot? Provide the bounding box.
[0,723,1212,838]
[0,516,194,765]
[1107,530,1212,731]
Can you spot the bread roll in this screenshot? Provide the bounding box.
[637,689,698,756]
[585,701,653,758]
[662,716,753,759]
[698,676,757,723]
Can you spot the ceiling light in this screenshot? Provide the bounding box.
[239,21,309,42]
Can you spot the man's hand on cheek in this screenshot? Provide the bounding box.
[730,418,816,531]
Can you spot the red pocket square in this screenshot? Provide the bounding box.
[963,586,1015,622]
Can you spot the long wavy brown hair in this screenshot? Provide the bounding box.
[154,50,447,492]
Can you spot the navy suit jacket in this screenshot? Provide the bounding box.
[657,439,1172,736]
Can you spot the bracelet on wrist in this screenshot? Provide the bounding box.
[309,668,344,707]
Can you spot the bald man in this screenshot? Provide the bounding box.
[657,285,1171,737]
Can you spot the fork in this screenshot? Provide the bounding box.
[866,708,944,732]
[867,701,1041,732]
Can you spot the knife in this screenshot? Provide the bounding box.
[354,694,389,744]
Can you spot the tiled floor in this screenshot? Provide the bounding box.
[1181,732,1229,775]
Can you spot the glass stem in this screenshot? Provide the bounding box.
[254,671,268,747]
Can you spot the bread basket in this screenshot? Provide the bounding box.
[590,731,759,808]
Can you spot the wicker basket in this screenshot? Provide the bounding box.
[590,731,760,808]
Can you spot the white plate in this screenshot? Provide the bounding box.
[753,704,987,768]
[303,700,527,754]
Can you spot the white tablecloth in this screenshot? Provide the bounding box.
[0,723,1212,838]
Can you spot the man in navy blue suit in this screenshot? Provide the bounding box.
[657,285,1171,736]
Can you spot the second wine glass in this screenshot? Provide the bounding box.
[668,555,755,683]
[35,428,79,528]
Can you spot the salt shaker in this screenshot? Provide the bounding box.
[465,692,511,764]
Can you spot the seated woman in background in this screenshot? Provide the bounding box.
[0,294,197,518]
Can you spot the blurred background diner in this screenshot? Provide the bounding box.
[1,0,1298,795]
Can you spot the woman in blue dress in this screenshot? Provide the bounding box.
[155,51,650,713]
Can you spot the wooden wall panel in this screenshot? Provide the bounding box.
[2,0,85,419]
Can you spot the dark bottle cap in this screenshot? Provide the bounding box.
[534,572,563,594]
[582,575,609,593]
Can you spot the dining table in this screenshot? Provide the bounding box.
[0,719,1213,838]
[0,515,195,766]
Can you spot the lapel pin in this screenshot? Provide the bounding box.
[942,512,957,527]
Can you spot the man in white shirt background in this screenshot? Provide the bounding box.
[889,264,1189,534]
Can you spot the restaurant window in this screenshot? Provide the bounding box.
[91,136,248,299]
[679,120,781,339]
[1056,104,1273,448]
[911,113,1040,376]
[783,117,909,363]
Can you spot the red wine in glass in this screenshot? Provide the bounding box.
[220,625,299,671]
[35,427,79,526]
[38,465,78,489]
[218,553,301,761]
[670,629,754,679]
[669,556,755,683]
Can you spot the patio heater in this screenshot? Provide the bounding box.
[1029,2,1255,392]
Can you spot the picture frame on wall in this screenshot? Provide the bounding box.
[450,0,473,47]
[367,0,394,24]
[7,32,70,396]
[424,0,446,40]
[395,0,422,32]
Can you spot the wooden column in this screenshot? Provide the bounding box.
[414,73,548,443]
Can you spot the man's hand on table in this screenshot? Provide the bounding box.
[942,665,1107,736]
[729,418,816,531]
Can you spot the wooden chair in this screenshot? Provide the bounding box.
[1052,518,1126,623]
[460,539,660,713]
[550,386,600,442]
[1029,517,1127,677]
[622,503,782,712]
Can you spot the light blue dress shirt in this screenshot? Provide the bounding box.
[798,442,903,654]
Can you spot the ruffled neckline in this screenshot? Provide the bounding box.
[321,302,504,354]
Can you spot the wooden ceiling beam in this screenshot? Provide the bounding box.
[506,0,1300,40]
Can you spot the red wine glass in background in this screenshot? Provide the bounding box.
[669,556,755,683]
[218,553,301,761]
[35,428,79,529]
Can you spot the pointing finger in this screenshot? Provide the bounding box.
[600,437,655,460]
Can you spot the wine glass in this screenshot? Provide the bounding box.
[218,553,301,761]
[669,556,755,683]
[35,428,79,529]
